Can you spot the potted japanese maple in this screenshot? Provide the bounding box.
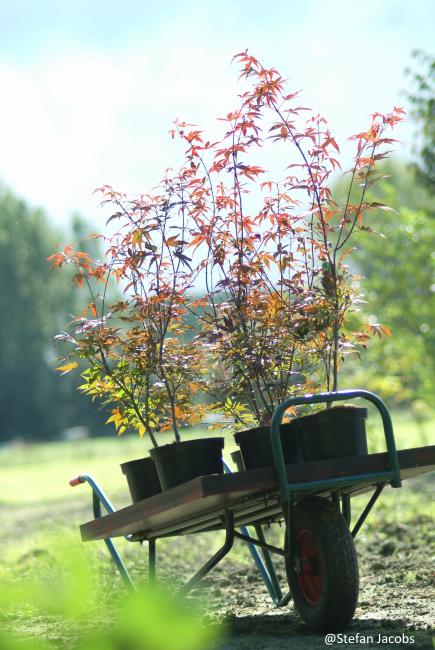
[287,97,401,461]
[173,51,403,467]
[49,174,224,498]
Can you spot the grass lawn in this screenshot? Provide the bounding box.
[0,411,433,649]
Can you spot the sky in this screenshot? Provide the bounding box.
[0,0,434,232]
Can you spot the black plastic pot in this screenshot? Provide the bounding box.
[290,406,368,462]
[234,423,302,471]
[149,437,225,490]
[231,449,245,472]
[120,456,162,503]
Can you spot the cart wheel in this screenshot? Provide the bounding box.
[285,496,359,631]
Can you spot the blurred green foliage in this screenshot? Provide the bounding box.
[405,50,435,192]
[335,161,435,411]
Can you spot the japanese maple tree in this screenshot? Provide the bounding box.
[173,51,403,424]
[49,175,206,446]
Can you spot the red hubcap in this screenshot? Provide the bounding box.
[296,528,323,604]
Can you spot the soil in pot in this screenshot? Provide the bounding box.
[120,456,162,503]
[149,437,225,490]
[234,423,302,471]
[290,405,368,462]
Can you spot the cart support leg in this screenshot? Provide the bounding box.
[149,539,156,582]
[352,484,384,538]
[286,498,296,562]
[342,494,351,526]
[332,492,340,511]
[234,531,286,557]
[178,511,234,596]
[223,459,283,603]
[254,525,283,602]
[238,530,282,603]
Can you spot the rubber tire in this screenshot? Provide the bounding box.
[285,496,359,631]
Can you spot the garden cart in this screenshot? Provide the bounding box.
[71,390,435,631]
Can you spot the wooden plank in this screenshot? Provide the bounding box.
[201,444,435,496]
[173,464,432,536]
[80,445,435,542]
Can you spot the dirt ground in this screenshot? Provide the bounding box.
[204,524,434,650]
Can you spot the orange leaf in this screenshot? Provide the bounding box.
[73,273,84,288]
[166,236,180,247]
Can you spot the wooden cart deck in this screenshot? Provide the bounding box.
[81,445,435,543]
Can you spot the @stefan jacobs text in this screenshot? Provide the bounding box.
[324,632,415,645]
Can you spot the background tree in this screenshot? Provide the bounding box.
[336,50,435,414]
[337,161,435,412]
[405,50,435,192]
[0,186,107,442]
